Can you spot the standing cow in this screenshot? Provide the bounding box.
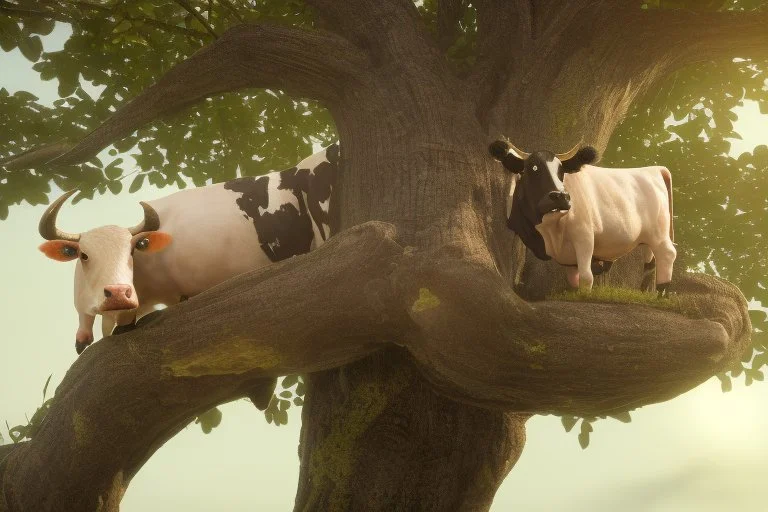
[39,144,338,354]
[489,140,675,296]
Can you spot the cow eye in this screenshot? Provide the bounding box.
[61,245,77,258]
[80,252,89,261]
[135,238,150,251]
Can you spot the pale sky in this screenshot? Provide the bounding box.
[1,23,767,512]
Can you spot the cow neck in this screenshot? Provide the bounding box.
[534,211,569,261]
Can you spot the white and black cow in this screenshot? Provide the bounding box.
[39,143,339,353]
[489,140,675,295]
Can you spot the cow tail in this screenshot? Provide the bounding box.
[660,167,674,243]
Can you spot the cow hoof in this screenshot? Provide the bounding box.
[656,282,671,298]
[75,340,90,354]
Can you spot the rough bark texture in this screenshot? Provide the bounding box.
[0,1,762,511]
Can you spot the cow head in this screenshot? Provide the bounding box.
[489,140,598,221]
[38,190,172,350]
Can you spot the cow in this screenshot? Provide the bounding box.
[39,143,339,354]
[488,140,675,296]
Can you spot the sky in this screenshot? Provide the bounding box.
[1,22,768,512]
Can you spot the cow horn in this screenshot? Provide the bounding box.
[555,142,582,161]
[506,141,531,160]
[39,189,81,242]
[128,201,160,235]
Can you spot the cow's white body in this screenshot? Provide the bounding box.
[40,145,338,351]
[105,183,281,332]
[530,164,675,290]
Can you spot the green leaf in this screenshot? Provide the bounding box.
[42,374,52,400]
[23,17,55,36]
[128,174,146,193]
[279,390,292,398]
[105,158,124,179]
[279,399,290,412]
[107,180,123,195]
[609,412,632,423]
[194,407,223,434]
[17,35,43,62]
[561,415,578,432]
[281,374,299,388]
[578,420,593,449]
[293,397,304,406]
[277,410,288,425]
[717,373,733,392]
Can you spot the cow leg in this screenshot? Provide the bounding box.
[651,239,677,297]
[574,239,595,291]
[76,313,96,354]
[101,314,116,339]
[566,266,580,289]
[640,245,656,293]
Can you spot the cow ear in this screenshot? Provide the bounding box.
[489,140,524,174]
[39,241,80,262]
[561,146,598,173]
[133,232,173,254]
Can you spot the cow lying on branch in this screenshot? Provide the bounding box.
[38,144,339,353]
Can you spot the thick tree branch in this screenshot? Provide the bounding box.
[626,7,768,67]
[393,252,751,415]
[0,220,751,508]
[0,222,404,511]
[305,0,427,58]
[0,23,371,171]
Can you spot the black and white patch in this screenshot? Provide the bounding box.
[224,175,314,262]
[223,144,338,262]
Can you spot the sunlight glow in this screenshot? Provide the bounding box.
[729,99,768,157]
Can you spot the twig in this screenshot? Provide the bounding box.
[173,0,219,38]
[218,0,244,22]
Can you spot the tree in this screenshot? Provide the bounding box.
[0,1,765,510]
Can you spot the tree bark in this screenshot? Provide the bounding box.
[0,2,758,511]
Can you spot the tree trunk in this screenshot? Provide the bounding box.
[0,2,757,510]
[295,350,528,511]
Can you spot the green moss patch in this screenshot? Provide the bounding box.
[411,287,440,313]
[548,286,688,313]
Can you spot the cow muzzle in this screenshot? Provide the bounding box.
[101,284,139,311]
[539,191,571,215]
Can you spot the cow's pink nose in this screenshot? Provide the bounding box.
[104,285,132,299]
[101,284,138,312]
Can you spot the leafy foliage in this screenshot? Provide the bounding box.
[263,374,305,426]
[560,411,634,449]
[0,0,335,219]
[4,374,53,443]
[602,56,768,386]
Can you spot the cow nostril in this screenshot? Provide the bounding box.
[549,191,560,200]
[104,289,112,298]
[125,288,132,298]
